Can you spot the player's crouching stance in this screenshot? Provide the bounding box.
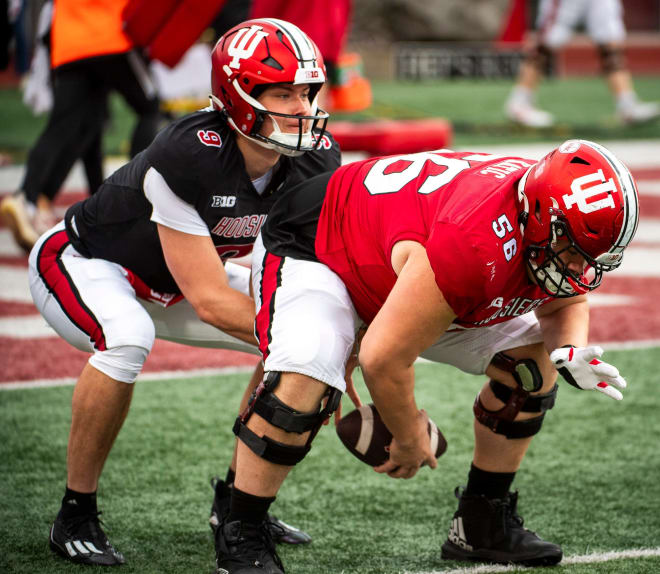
[28,18,339,567]
[216,139,638,572]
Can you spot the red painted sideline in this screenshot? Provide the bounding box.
[640,196,660,218]
[589,276,660,344]
[632,168,660,180]
[1,337,259,383]
[0,301,36,317]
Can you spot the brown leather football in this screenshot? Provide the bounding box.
[336,403,447,467]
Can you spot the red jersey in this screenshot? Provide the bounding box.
[315,150,551,327]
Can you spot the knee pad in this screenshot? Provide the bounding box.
[598,45,626,74]
[88,345,149,383]
[233,372,342,466]
[473,352,557,439]
[529,44,555,76]
[474,381,558,439]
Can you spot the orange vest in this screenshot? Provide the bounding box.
[51,0,133,68]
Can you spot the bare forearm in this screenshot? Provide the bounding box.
[362,363,419,445]
[195,289,257,345]
[537,297,589,351]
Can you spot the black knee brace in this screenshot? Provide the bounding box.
[233,372,342,466]
[473,353,557,439]
[598,44,626,74]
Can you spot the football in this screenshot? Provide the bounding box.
[336,403,447,467]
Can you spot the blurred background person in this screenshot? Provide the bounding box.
[505,0,660,128]
[0,0,161,253]
[19,1,108,226]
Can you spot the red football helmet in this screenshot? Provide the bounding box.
[518,139,639,297]
[210,18,328,156]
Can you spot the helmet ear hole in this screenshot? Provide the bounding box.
[221,87,232,108]
[534,199,542,223]
[584,222,599,235]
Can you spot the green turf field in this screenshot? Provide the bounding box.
[2,348,659,573]
[1,76,659,161]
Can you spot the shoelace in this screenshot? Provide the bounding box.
[501,495,527,530]
[257,522,284,570]
[64,511,108,543]
[228,522,283,569]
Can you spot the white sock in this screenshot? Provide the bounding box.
[509,86,534,106]
[616,91,637,110]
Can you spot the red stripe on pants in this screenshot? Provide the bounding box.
[36,230,107,351]
[255,252,283,360]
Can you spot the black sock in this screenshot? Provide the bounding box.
[225,468,236,486]
[465,464,515,500]
[60,487,98,518]
[228,486,275,525]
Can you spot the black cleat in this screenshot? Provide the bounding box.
[215,519,284,574]
[440,487,562,567]
[49,509,125,566]
[209,477,311,545]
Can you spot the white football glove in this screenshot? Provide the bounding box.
[549,345,626,401]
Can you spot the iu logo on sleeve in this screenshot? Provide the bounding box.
[197,130,223,148]
[563,169,617,214]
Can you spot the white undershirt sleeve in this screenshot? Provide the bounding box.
[143,167,210,236]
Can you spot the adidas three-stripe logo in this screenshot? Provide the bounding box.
[448,516,473,551]
[51,526,104,557]
[64,539,104,557]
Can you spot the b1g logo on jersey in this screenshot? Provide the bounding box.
[227,25,268,71]
[197,130,223,148]
[212,195,236,208]
[563,169,616,214]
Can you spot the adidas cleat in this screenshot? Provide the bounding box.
[49,510,125,566]
[209,477,311,545]
[215,519,284,574]
[441,487,562,566]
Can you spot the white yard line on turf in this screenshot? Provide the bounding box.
[0,365,256,390]
[410,547,660,574]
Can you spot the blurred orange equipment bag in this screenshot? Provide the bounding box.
[123,0,226,67]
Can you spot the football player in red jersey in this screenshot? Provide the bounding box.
[27,19,341,567]
[222,140,638,572]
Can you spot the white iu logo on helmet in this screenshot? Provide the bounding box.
[563,169,617,214]
[227,25,269,71]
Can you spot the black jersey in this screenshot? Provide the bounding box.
[64,110,340,294]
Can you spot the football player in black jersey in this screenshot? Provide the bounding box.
[28,19,340,569]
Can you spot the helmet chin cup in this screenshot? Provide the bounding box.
[250,108,329,156]
[527,221,603,298]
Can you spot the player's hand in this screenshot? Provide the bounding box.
[550,345,626,401]
[374,410,437,478]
